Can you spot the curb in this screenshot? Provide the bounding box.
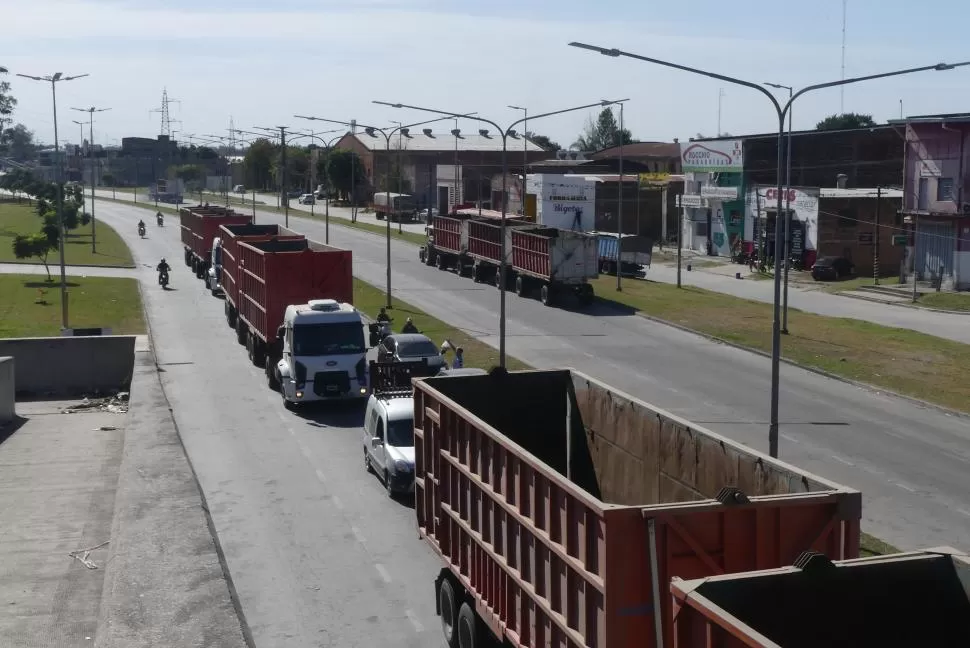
[0,260,136,270]
[837,290,970,315]
[599,299,970,422]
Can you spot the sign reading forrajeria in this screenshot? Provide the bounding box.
[527,174,596,231]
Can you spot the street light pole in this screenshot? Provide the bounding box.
[72,106,110,254]
[288,129,342,242]
[255,126,293,226]
[17,71,88,331]
[602,99,631,290]
[569,41,969,458]
[765,83,793,334]
[508,105,528,214]
[374,99,625,369]
[295,114,463,309]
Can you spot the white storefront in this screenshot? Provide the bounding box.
[745,186,820,257]
[678,140,744,255]
[526,174,596,231]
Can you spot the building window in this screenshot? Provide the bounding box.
[937,177,954,201]
[837,207,857,228]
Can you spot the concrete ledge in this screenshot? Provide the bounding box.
[0,336,135,397]
[0,357,12,423]
[95,349,250,648]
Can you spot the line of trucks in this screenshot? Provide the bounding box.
[419,208,654,307]
[179,205,963,648]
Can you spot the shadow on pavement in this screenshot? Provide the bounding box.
[0,415,28,446]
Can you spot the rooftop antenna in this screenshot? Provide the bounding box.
[840,0,847,113]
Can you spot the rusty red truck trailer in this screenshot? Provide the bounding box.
[179,205,251,280]
[465,216,535,284]
[412,369,861,648]
[669,547,970,648]
[510,227,598,306]
[233,238,353,384]
[213,223,304,326]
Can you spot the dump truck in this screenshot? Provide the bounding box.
[464,215,535,284]
[412,368,861,648]
[670,547,970,648]
[212,223,304,324]
[510,227,598,306]
[421,213,470,269]
[373,192,417,222]
[594,232,654,278]
[231,238,357,400]
[179,205,251,280]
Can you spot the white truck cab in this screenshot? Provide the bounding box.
[276,299,369,407]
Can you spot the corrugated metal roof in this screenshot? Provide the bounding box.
[590,142,681,159]
[819,187,903,199]
[350,132,545,153]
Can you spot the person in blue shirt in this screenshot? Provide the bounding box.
[452,347,464,369]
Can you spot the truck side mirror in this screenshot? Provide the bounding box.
[370,437,382,449]
[277,326,285,341]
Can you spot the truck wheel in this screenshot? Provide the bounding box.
[190,257,198,275]
[281,384,295,411]
[184,249,191,266]
[236,320,246,345]
[438,577,459,648]
[493,271,503,289]
[540,284,555,306]
[578,284,595,307]
[364,448,373,474]
[384,470,395,498]
[515,276,526,296]
[457,602,481,648]
[436,254,447,271]
[266,363,280,390]
[252,339,266,368]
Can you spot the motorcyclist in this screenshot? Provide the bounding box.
[156,258,171,279]
[156,211,164,225]
[377,307,391,323]
[138,218,146,232]
[401,317,418,334]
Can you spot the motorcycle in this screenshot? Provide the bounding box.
[138,224,146,238]
[158,269,169,288]
[156,212,164,226]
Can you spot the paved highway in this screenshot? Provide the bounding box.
[96,198,970,552]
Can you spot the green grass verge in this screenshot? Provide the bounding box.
[0,200,134,267]
[916,291,970,312]
[591,276,970,413]
[860,532,900,558]
[0,273,146,338]
[352,278,529,372]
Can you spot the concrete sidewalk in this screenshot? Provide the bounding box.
[0,399,124,646]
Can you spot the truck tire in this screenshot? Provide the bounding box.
[190,257,198,275]
[515,276,526,296]
[384,470,395,498]
[184,248,191,266]
[281,383,295,411]
[540,284,555,307]
[438,577,459,648]
[251,337,266,368]
[266,362,280,390]
[436,254,448,271]
[364,448,373,474]
[457,602,481,648]
[578,284,595,307]
[236,319,247,345]
[493,270,503,289]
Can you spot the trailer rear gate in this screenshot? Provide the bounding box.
[413,369,861,648]
[512,228,598,283]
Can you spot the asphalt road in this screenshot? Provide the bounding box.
[89,198,970,646]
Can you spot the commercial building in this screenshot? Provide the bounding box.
[891,113,970,290]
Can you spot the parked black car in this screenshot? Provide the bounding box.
[811,256,854,281]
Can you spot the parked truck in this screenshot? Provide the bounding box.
[211,223,304,318]
[230,237,359,404]
[412,368,861,648]
[510,227,598,306]
[594,232,654,278]
[373,192,417,222]
[179,205,252,280]
[670,547,970,648]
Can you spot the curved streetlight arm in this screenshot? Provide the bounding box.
[569,42,782,114]
[505,99,628,136]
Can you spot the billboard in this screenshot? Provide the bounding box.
[680,140,743,173]
[526,174,596,231]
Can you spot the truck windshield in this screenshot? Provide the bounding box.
[387,418,414,447]
[293,322,365,356]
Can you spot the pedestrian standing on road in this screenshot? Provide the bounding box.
[452,347,464,370]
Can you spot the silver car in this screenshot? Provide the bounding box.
[376,333,446,374]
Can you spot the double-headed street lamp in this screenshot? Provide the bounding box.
[763,82,793,334]
[294,113,465,310]
[291,130,344,244]
[16,71,89,331]
[373,98,626,369]
[569,41,970,458]
[71,105,110,253]
[255,126,294,227]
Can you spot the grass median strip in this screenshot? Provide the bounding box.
[352,278,529,372]
[590,276,970,413]
[0,273,146,337]
[0,200,134,267]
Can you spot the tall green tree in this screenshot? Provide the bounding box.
[243,138,277,190]
[12,234,57,281]
[816,112,877,130]
[525,132,561,152]
[326,149,367,201]
[572,107,635,151]
[0,65,16,143]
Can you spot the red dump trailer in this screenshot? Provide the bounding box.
[670,547,970,648]
[179,206,251,279]
[423,213,469,267]
[510,227,599,306]
[465,216,535,284]
[213,223,304,326]
[412,369,861,648]
[233,238,353,378]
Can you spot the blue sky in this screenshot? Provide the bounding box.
[4,0,970,149]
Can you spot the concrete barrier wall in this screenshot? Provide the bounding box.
[0,336,136,396]
[0,357,13,422]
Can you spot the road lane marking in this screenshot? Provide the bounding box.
[351,526,365,543]
[405,609,424,633]
[780,433,800,444]
[277,410,287,423]
[895,482,916,493]
[296,439,312,460]
[315,468,326,482]
[374,563,392,583]
[958,508,970,518]
[332,494,344,510]
[831,455,855,466]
